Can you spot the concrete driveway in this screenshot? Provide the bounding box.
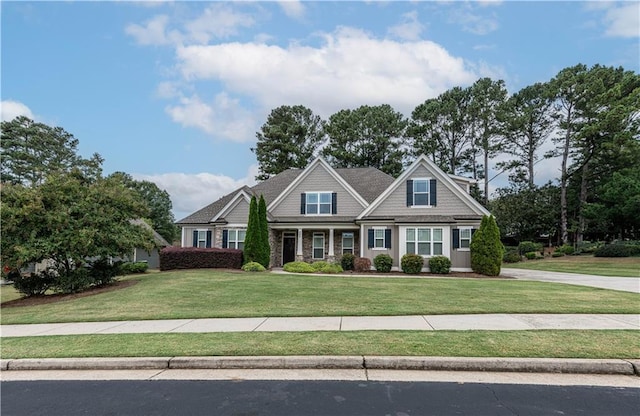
[501,268,640,294]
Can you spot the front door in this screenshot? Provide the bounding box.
[283,233,296,265]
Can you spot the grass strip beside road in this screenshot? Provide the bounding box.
[1,331,638,360]
[2,270,640,325]
[504,256,640,277]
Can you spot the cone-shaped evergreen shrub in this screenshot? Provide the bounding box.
[470,215,503,276]
[258,195,270,268]
[243,195,259,264]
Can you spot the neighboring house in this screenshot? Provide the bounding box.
[176,155,490,271]
[128,219,172,269]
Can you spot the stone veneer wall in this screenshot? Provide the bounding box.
[268,229,360,266]
[269,229,282,267]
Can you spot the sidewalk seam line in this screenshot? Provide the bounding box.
[252,317,269,332]
[421,315,435,330]
[167,319,195,333]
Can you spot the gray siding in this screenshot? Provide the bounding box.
[369,165,477,217]
[450,221,481,270]
[181,226,215,247]
[271,164,364,217]
[225,199,250,224]
[361,224,400,267]
[135,248,161,269]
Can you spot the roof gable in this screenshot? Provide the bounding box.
[357,154,490,219]
[211,188,252,222]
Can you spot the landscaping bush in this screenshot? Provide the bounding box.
[353,257,372,272]
[518,241,542,255]
[428,256,451,274]
[311,261,329,271]
[552,252,565,257]
[502,250,522,263]
[616,241,640,256]
[119,261,149,275]
[318,263,343,274]
[373,254,393,273]
[53,267,92,294]
[87,258,121,286]
[525,251,543,260]
[555,244,575,255]
[9,269,55,297]
[242,261,267,272]
[282,261,315,273]
[401,254,424,274]
[340,253,355,271]
[576,241,603,254]
[470,215,503,276]
[159,247,243,270]
[594,244,631,258]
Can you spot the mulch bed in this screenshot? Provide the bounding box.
[1,279,139,308]
[341,271,511,279]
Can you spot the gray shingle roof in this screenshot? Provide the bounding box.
[334,167,394,203]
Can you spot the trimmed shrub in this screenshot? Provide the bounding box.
[594,244,631,258]
[552,252,565,257]
[576,241,603,254]
[243,196,260,265]
[242,261,267,272]
[470,215,504,276]
[373,254,393,273]
[502,250,522,263]
[341,253,355,271]
[87,258,121,286]
[119,261,148,275]
[257,195,271,268]
[318,263,343,274]
[159,247,243,270]
[10,269,54,297]
[311,261,329,271]
[53,267,92,294]
[518,241,542,255]
[283,261,315,273]
[525,251,543,260]
[428,256,451,274]
[556,244,575,255]
[401,254,424,274]
[354,257,372,272]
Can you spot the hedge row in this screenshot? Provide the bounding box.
[159,247,243,271]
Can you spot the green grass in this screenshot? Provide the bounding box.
[1,270,639,325]
[1,330,638,359]
[505,255,640,277]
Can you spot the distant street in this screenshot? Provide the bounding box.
[2,379,639,416]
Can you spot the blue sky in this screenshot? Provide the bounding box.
[2,0,639,220]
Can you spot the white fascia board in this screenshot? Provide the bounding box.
[210,189,252,222]
[267,156,368,212]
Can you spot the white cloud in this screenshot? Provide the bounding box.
[175,26,479,118]
[1,100,34,121]
[125,14,173,46]
[278,0,305,20]
[388,10,425,41]
[451,9,499,35]
[133,164,258,220]
[603,3,640,38]
[165,92,258,142]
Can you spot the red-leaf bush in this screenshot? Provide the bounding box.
[353,257,372,272]
[160,247,243,271]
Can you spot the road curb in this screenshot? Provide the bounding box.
[1,356,638,375]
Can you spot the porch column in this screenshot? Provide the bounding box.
[296,228,304,261]
[328,228,335,263]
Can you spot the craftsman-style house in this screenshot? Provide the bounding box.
[176,155,490,271]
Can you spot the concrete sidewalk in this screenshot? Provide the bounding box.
[2,314,639,337]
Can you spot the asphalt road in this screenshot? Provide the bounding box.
[2,380,639,416]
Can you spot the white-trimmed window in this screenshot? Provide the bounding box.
[459,228,472,250]
[342,232,354,254]
[227,229,246,250]
[196,230,208,248]
[306,192,332,215]
[374,229,385,249]
[413,179,430,206]
[313,233,325,259]
[405,227,443,256]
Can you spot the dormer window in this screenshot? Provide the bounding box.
[300,192,337,215]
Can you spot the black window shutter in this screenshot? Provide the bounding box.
[406,180,413,206]
[206,230,212,248]
[452,229,460,249]
[331,192,337,214]
[368,229,374,248]
[222,230,228,248]
[300,193,306,214]
[192,230,198,247]
[430,179,437,206]
[471,228,477,236]
[384,229,391,249]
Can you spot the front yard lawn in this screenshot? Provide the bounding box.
[1,270,639,325]
[504,255,640,277]
[2,330,638,359]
